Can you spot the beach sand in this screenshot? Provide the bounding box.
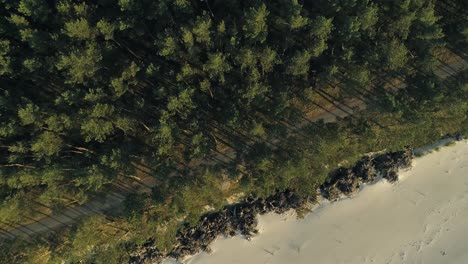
[164,140,468,264]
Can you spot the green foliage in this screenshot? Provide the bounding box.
[159,36,177,56]
[359,4,379,30]
[287,50,312,77]
[250,121,266,138]
[0,40,12,75]
[18,0,49,21]
[167,89,195,118]
[70,215,123,262]
[74,166,109,192]
[258,47,278,74]
[97,19,116,40]
[192,16,212,45]
[57,44,102,84]
[65,18,96,40]
[287,0,309,30]
[310,16,333,38]
[45,114,72,132]
[383,39,408,70]
[81,118,114,143]
[203,52,231,83]
[31,132,63,157]
[243,3,269,43]
[0,0,465,262]
[18,103,40,125]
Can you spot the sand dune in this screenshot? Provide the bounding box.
[164,140,468,264]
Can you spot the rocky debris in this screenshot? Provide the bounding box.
[129,148,414,263]
[353,156,377,183]
[374,148,413,183]
[129,189,307,263]
[168,189,304,259]
[320,168,360,201]
[129,238,163,264]
[455,133,464,141]
[321,148,413,200]
[384,168,399,183]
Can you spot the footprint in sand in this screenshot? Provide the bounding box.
[262,245,280,256]
[288,242,302,254]
[399,250,408,262]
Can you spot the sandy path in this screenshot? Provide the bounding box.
[168,140,468,264]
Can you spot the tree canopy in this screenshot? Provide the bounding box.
[0,0,466,262]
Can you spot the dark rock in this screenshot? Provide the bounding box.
[152,189,307,262]
[129,149,414,264]
[129,238,163,264]
[384,168,399,183]
[374,148,413,182]
[353,156,377,183]
[321,168,360,201]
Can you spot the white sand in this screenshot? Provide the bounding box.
[164,140,468,264]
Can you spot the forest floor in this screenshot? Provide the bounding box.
[0,56,466,240]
